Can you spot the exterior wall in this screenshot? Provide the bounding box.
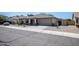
[75,17,79,27]
[52,18,57,26]
[8,17,59,26]
[73,12,79,27]
[37,18,53,25]
[8,15,62,26]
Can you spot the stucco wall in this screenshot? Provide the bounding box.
[74,12,79,26]
[52,18,57,25]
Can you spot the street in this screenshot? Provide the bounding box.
[0,27,79,46]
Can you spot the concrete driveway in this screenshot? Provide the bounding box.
[0,27,79,46]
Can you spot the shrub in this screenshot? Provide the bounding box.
[68,20,75,25]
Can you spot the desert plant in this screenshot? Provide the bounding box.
[68,20,75,25]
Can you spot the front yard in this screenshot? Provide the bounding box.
[45,26,79,34]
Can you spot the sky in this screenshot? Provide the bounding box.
[0,12,73,19]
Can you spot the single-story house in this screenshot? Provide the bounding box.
[8,14,66,26]
[72,12,79,27]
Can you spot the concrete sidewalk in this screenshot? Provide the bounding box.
[0,25,79,39]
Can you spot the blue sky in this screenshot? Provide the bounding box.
[0,12,73,19]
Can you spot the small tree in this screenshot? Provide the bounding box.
[0,15,8,24]
[66,19,75,25]
[0,15,7,21]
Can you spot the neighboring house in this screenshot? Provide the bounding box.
[73,12,79,27]
[8,14,65,26]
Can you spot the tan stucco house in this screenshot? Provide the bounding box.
[8,14,65,26]
[73,12,79,27]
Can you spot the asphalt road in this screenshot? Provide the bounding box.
[0,27,79,46]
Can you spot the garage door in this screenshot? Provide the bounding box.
[38,18,52,25]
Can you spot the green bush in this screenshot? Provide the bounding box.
[68,20,75,25]
[0,15,8,22]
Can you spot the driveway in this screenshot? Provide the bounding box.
[0,27,79,46]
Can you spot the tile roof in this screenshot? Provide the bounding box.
[9,14,62,20]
